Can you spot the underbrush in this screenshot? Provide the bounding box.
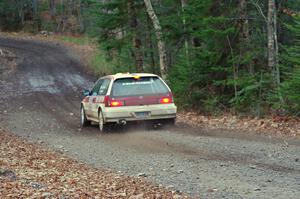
[56,35,115,75]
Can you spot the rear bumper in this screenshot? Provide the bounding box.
[103,104,177,123]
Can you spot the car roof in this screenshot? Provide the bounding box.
[102,73,158,80]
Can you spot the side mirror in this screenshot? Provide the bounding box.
[83,89,90,96]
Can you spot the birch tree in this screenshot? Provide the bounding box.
[144,0,167,79]
[267,0,280,86]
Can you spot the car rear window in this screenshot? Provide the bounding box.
[112,76,169,97]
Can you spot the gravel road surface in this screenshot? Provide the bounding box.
[0,37,299,199]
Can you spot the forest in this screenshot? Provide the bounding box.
[0,0,300,117]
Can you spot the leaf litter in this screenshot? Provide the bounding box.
[0,128,188,199]
[177,112,300,137]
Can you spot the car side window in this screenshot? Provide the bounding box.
[91,79,103,96]
[99,79,110,95]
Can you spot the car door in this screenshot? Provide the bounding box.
[90,79,111,119]
[86,79,103,119]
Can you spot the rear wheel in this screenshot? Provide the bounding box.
[80,106,90,127]
[98,110,110,132]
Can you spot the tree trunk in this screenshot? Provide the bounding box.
[57,0,66,32]
[144,0,168,79]
[267,0,279,85]
[49,0,56,18]
[273,3,280,86]
[16,1,25,25]
[32,0,38,19]
[239,0,249,39]
[267,0,283,103]
[239,0,253,74]
[227,36,238,100]
[181,0,189,59]
[148,23,156,74]
[128,0,144,72]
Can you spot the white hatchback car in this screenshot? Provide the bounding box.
[80,73,177,132]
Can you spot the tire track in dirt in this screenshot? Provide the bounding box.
[1,36,299,199]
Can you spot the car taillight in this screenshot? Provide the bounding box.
[104,96,123,107]
[110,100,123,107]
[160,97,173,104]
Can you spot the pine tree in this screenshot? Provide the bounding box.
[281,16,300,115]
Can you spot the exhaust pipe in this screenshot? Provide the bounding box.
[119,119,127,125]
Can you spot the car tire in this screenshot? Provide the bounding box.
[80,106,90,127]
[98,109,109,132]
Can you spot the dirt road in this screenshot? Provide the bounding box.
[1,37,299,199]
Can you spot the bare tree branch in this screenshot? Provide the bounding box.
[250,0,268,23]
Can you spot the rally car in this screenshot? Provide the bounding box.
[80,73,177,132]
